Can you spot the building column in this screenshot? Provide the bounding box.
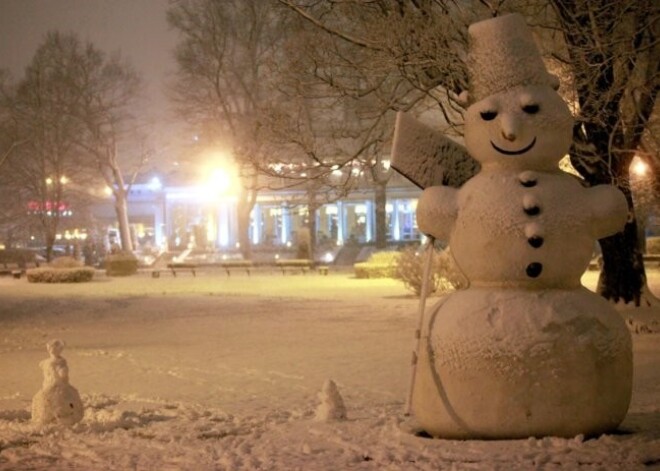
[153,200,164,249]
[281,204,289,245]
[365,200,373,243]
[251,204,261,245]
[228,200,238,248]
[337,201,345,245]
[393,200,401,241]
[217,201,230,248]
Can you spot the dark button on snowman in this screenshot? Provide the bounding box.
[412,14,632,439]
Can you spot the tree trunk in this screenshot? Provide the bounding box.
[578,165,646,305]
[597,222,646,306]
[306,188,318,258]
[44,231,56,263]
[595,181,646,305]
[114,191,133,252]
[5,229,14,249]
[374,183,388,249]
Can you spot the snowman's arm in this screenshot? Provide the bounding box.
[416,186,459,241]
[391,112,479,189]
[586,184,629,239]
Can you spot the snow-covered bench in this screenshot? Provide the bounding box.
[275,259,314,275]
[219,260,253,277]
[166,263,198,277]
[0,263,22,278]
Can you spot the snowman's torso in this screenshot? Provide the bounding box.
[451,169,593,289]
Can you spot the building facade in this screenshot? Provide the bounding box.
[92,175,423,256]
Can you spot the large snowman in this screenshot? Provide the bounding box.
[409,14,632,439]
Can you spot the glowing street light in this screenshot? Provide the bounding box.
[630,156,649,177]
[207,168,233,194]
[45,176,68,185]
[148,176,162,191]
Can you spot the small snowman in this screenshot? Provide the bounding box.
[32,339,84,427]
[405,14,632,439]
[314,379,347,421]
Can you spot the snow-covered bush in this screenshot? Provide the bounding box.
[27,266,95,283]
[396,245,467,296]
[105,251,138,276]
[353,251,400,279]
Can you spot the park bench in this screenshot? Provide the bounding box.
[15,262,40,279]
[275,259,314,275]
[166,262,198,277]
[0,263,22,279]
[219,260,253,277]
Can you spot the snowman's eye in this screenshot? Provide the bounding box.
[480,110,497,121]
[522,104,540,114]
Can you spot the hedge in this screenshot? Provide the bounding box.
[27,267,95,283]
[354,251,400,279]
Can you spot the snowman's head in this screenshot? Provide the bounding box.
[46,339,65,358]
[461,14,573,170]
[464,84,573,170]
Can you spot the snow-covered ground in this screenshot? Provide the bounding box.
[0,268,658,470]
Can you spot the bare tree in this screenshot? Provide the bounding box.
[67,36,146,253]
[0,33,99,260]
[1,32,149,256]
[264,7,404,249]
[168,0,295,259]
[169,0,407,256]
[258,61,398,250]
[546,1,659,305]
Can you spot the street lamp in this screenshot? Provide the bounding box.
[207,168,233,195]
[630,156,649,177]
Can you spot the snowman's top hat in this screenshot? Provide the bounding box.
[465,13,559,104]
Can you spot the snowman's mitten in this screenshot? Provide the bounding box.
[417,186,459,241]
[587,185,628,239]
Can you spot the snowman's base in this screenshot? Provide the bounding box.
[412,287,632,439]
[32,383,84,427]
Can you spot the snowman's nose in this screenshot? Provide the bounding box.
[502,129,517,141]
[500,115,519,141]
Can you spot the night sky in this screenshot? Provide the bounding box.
[0,0,177,119]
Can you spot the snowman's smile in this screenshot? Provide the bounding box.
[491,137,537,156]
